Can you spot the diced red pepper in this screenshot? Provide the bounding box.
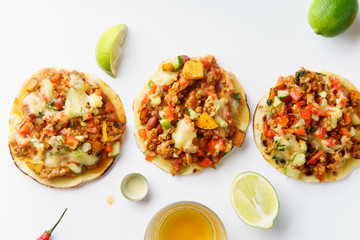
[294,126,307,136]
[208,139,218,154]
[218,139,226,152]
[138,128,147,139]
[279,116,289,127]
[290,88,302,102]
[162,85,169,91]
[344,112,352,124]
[65,135,80,149]
[263,124,275,139]
[105,144,113,153]
[307,150,324,165]
[273,117,281,125]
[299,109,311,120]
[329,76,340,89]
[145,155,153,162]
[44,124,56,135]
[325,137,337,147]
[87,118,95,128]
[199,56,214,68]
[198,157,212,167]
[281,96,292,103]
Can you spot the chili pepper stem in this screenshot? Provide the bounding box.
[45,208,67,236]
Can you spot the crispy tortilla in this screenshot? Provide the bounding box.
[253,71,360,182]
[9,68,126,188]
[133,57,250,175]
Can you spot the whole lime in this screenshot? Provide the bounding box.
[308,0,358,37]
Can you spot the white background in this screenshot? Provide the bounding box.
[1,0,360,239]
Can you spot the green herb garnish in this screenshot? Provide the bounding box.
[148,80,154,87]
[295,70,307,84]
[232,93,241,105]
[46,100,57,110]
[18,141,36,156]
[267,99,273,106]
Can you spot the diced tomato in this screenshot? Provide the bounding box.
[340,128,351,137]
[300,109,311,120]
[105,144,113,153]
[263,124,275,139]
[337,91,347,108]
[206,90,216,99]
[138,128,147,139]
[208,139,218,154]
[145,155,153,162]
[329,76,340,89]
[294,126,307,136]
[164,105,175,121]
[88,118,95,128]
[273,117,281,125]
[140,94,151,106]
[95,89,102,96]
[44,124,56,135]
[65,135,80,149]
[63,77,70,87]
[306,104,321,116]
[281,96,292,103]
[290,88,302,102]
[304,119,311,127]
[83,112,93,121]
[324,137,337,147]
[313,127,325,139]
[198,157,212,167]
[218,139,226,152]
[323,109,340,116]
[50,73,60,83]
[180,77,189,86]
[307,150,324,165]
[344,112,352,124]
[54,97,65,111]
[277,108,285,117]
[162,85,169,91]
[104,103,115,113]
[20,139,31,148]
[28,146,35,155]
[279,116,289,127]
[199,56,214,68]
[149,85,157,94]
[17,123,30,135]
[196,148,205,157]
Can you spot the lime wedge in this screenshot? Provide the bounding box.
[95,24,127,77]
[230,171,279,229]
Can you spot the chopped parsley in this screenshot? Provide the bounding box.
[272,155,285,164]
[295,70,307,84]
[316,72,326,76]
[266,99,273,106]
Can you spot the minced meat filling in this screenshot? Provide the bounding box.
[137,55,245,175]
[10,68,125,180]
[262,68,360,181]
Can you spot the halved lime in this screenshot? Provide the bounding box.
[230,171,279,229]
[95,24,127,77]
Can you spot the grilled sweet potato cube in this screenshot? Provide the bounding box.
[353,140,360,159]
[349,90,360,106]
[102,119,125,142]
[162,62,174,72]
[195,112,218,129]
[26,160,44,175]
[232,127,245,147]
[182,61,204,80]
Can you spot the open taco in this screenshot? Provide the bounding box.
[9,68,126,188]
[253,68,360,182]
[133,55,250,175]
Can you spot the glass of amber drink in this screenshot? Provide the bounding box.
[144,201,227,240]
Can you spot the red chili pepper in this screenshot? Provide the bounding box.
[37,208,67,240]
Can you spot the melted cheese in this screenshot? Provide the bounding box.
[172,118,197,153]
[88,93,103,110]
[40,78,54,101]
[23,93,45,116]
[64,88,89,118]
[151,70,177,86]
[69,73,84,89]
